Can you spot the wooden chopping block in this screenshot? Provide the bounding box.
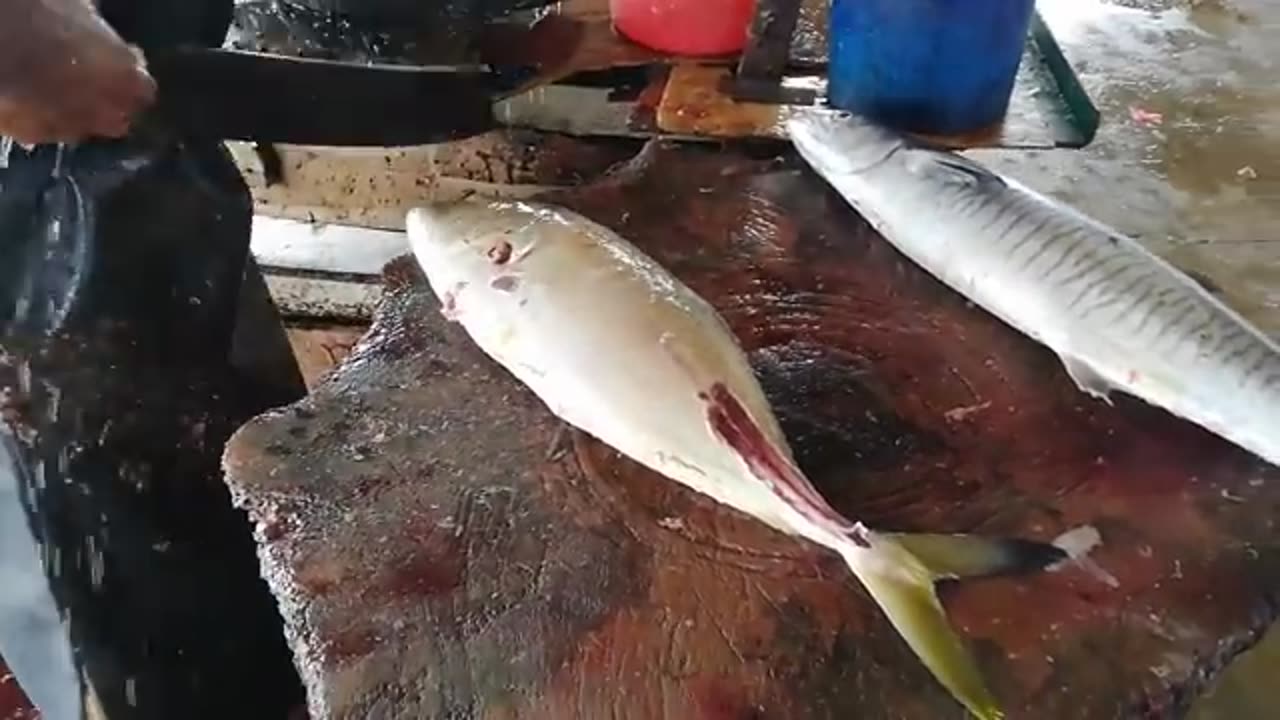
[224,140,1280,720]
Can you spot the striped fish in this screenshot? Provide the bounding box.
[788,110,1280,468]
[406,199,1101,720]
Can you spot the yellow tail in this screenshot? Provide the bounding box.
[839,526,1101,720]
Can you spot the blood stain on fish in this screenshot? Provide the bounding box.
[491,275,520,292]
[488,240,513,265]
[441,281,468,320]
[702,382,864,544]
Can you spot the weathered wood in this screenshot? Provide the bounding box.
[225,141,1280,720]
[228,129,644,228]
[0,657,36,720]
[286,326,368,389]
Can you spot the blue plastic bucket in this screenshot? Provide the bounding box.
[827,0,1037,135]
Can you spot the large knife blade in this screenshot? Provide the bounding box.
[142,47,505,146]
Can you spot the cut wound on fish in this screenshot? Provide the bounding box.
[701,381,860,541]
[440,282,465,321]
[487,240,513,265]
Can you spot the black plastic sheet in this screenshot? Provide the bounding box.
[0,133,306,720]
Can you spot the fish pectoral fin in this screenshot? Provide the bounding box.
[905,148,1006,189]
[1183,268,1224,297]
[846,526,1104,719]
[1060,354,1116,405]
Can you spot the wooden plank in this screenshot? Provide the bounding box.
[286,326,368,390]
[0,656,38,720]
[228,130,642,229]
[655,63,1061,148]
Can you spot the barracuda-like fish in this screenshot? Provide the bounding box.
[788,110,1280,468]
[406,199,1099,719]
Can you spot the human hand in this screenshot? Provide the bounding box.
[0,0,157,145]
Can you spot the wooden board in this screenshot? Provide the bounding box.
[286,326,367,389]
[0,657,36,720]
[224,141,1280,720]
[228,130,643,230]
[652,54,1085,149]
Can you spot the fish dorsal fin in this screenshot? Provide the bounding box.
[904,148,1007,189]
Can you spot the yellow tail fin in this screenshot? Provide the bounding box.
[840,526,1101,720]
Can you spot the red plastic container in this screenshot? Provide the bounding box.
[609,0,755,56]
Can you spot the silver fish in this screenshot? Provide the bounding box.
[788,110,1280,468]
[406,198,1099,719]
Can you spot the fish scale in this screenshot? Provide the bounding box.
[789,110,1280,468]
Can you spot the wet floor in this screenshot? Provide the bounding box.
[969,1,1278,716]
[973,0,1279,335]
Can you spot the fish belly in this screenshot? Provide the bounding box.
[463,230,809,536]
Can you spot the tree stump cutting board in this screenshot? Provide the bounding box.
[223,141,1280,720]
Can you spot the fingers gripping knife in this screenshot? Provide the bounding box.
[0,4,536,720]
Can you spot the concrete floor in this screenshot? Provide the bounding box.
[975,0,1278,335]
[967,1,1277,717]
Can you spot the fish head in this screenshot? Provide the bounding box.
[406,199,538,288]
[785,108,905,177]
[406,198,554,328]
